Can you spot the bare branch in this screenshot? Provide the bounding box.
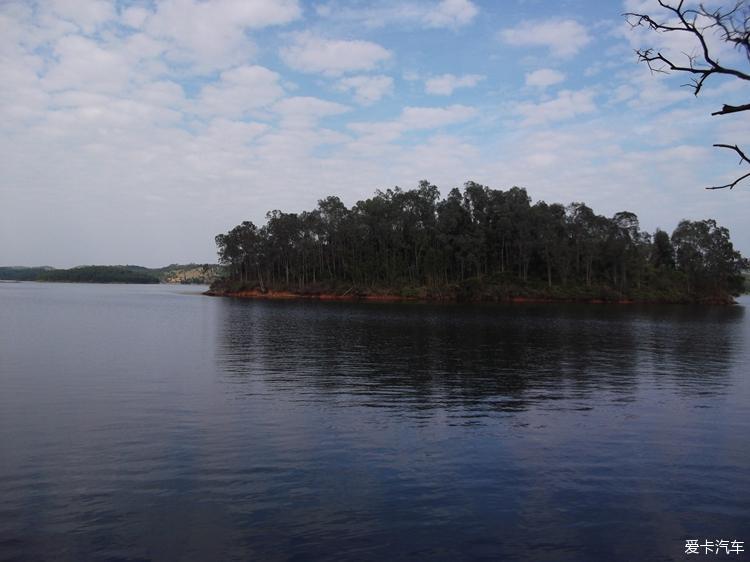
[711,103,750,115]
[706,144,750,190]
[700,2,750,63]
[625,1,750,190]
[713,143,750,165]
[624,1,750,98]
[706,171,750,189]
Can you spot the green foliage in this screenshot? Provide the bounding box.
[652,229,675,270]
[38,266,160,284]
[212,182,746,303]
[0,267,54,281]
[671,219,747,297]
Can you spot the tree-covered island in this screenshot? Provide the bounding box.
[210,182,747,304]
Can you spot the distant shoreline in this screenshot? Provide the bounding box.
[0,264,219,285]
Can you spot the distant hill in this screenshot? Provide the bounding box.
[149,264,221,285]
[0,264,221,284]
[38,266,160,284]
[0,266,55,281]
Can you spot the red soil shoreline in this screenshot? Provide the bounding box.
[204,289,735,305]
[205,289,413,302]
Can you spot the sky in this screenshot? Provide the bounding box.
[1,0,748,268]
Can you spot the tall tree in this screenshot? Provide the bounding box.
[214,182,746,301]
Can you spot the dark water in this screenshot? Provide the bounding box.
[0,283,748,561]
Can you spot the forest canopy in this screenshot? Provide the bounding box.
[38,266,160,284]
[213,181,747,303]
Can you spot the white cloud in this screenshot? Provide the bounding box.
[400,105,477,128]
[134,81,187,109]
[273,96,351,128]
[516,89,597,126]
[197,65,284,118]
[525,68,566,88]
[198,118,269,149]
[280,32,392,76]
[629,106,712,146]
[42,35,131,93]
[389,134,482,181]
[315,0,478,29]
[425,73,484,95]
[145,0,301,70]
[499,19,592,58]
[609,84,637,105]
[622,0,654,12]
[45,0,115,33]
[424,0,478,28]
[349,104,477,142]
[121,6,150,29]
[618,66,692,112]
[336,75,394,105]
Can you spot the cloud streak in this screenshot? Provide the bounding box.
[499,19,592,59]
[315,0,478,29]
[425,74,485,95]
[280,32,392,76]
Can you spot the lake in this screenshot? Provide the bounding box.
[0,283,748,561]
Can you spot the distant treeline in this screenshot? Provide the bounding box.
[0,267,54,281]
[0,264,220,284]
[39,266,160,284]
[213,181,747,302]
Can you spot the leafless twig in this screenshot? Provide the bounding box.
[624,1,750,190]
[707,144,750,189]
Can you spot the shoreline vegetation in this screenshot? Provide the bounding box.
[205,284,737,305]
[210,182,747,305]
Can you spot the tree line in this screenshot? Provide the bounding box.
[39,266,160,284]
[0,264,219,284]
[214,181,747,302]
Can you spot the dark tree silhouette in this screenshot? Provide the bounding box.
[624,0,750,189]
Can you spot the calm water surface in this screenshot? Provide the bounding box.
[0,283,748,561]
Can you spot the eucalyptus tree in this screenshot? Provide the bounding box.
[214,181,745,300]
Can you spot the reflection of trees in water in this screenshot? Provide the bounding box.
[636,305,746,397]
[216,300,744,413]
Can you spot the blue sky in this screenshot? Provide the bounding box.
[1,0,748,267]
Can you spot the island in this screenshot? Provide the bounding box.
[208,182,747,304]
